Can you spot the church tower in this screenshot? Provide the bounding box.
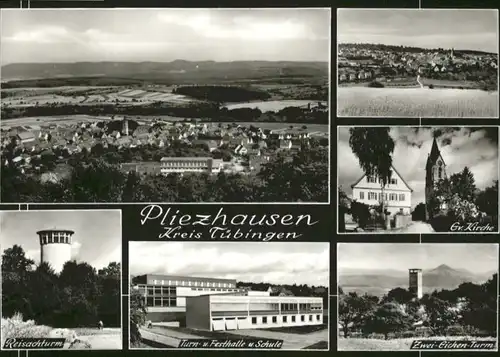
[425,137,447,220]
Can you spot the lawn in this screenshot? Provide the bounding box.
[137,338,174,348]
[338,336,497,351]
[338,87,498,117]
[1,314,121,350]
[303,340,328,349]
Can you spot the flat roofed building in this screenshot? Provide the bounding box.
[186,295,324,331]
[159,157,223,175]
[132,274,247,322]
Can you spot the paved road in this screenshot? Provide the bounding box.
[398,221,435,233]
[226,328,328,350]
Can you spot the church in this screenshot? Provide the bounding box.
[425,137,447,220]
[351,166,413,216]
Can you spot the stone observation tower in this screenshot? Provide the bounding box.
[36,229,74,274]
[408,268,423,299]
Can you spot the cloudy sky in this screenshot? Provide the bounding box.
[338,243,498,274]
[0,8,330,64]
[338,126,499,209]
[0,210,121,270]
[129,242,329,287]
[338,9,498,53]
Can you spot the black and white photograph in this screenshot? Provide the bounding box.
[129,242,329,350]
[0,8,330,204]
[337,9,499,118]
[0,210,122,350]
[338,126,499,233]
[338,243,499,351]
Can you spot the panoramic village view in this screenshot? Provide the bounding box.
[0,9,330,203]
[338,126,499,233]
[337,9,499,117]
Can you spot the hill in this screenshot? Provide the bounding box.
[0,60,328,84]
[339,264,494,297]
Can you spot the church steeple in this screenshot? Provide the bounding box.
[425,137,447,220]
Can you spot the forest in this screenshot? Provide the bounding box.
[2,245,121,328]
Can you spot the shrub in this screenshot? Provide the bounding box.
[429,84,434,89]
[368,81,384,88]
[447,325,466,336]
[1,313,53,346]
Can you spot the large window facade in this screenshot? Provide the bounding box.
[137,285,177,307]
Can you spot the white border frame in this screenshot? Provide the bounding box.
[336,125,500,235]
[127,240,331,351]
[0,208,124,351]
[336,8,500,119]
[0,7,332,206]
[336,242,500,352]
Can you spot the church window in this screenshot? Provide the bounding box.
[438,167,442,179]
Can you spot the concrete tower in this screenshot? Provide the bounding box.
[425,137,447,220]
[37,229,74,274]
[122,118,129,136]
[409,268,423,299]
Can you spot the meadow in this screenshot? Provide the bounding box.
[337,87,498,117]
[338,336,497,351]
[1,86,195,108]
[224,99,315,111]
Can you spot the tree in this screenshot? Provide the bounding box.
[475,181,498,218]
[412,203,426,221]
[363,302,409,339]
[338,292,378,338]
[459,274,497,336]
[130,284,147,346]
[1,244,35,273]
[384,288,414,305]
[1,245,35,319]
[449,167,476,202]
[97,262,121,327]
[349,128,395,227]
[421,295,459,336]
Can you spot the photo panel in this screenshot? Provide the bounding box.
[337,126,499,234]
[0,209,123,351]
[128,241,330,351]
[336,8,499,119]
[0,7,330,204]
[337,242,499,352]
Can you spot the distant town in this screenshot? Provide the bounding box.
[338,43,498,90]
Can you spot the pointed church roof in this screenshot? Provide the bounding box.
[426,137,446,168]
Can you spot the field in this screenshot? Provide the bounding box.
[337,87,498,117]
[338,336,497,351]
[1,85,196,108]
[224,100,315,111]
[1,314,121,350]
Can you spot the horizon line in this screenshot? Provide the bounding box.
[1,59,330,66]
[338,43,499,55]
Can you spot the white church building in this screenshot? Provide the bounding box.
[350,165,413,215]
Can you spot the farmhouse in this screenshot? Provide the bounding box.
[351,165,413,215]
